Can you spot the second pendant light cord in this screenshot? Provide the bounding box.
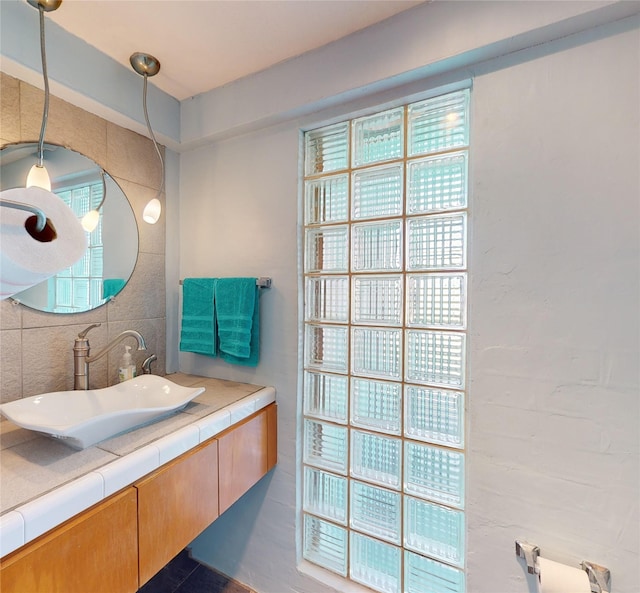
[142,73,165,199]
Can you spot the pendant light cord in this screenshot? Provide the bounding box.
[36,5,50,168]
[142,74,165,197]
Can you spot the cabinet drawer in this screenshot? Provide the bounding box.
[136,437,219,586]
[218,403,277,514]
[0,488,138,593]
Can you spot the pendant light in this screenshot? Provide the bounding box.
[130,52,164,224]
[25,0,62,191]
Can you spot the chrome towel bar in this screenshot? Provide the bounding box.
[179,277,271,289]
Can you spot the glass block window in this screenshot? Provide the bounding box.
[53,180,103,312]
[303,88,469,592]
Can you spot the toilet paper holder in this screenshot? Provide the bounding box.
[515,540,611,593]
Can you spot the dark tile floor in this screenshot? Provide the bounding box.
[138,549,251,593]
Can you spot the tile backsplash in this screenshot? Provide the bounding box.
[0,72,166,402]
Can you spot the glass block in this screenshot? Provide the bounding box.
[351,430,401,489]
[90,223,102,245]
[404,496,465,567]
[305,276,349,323]
[55,277,72,306]
[407,151,468,214]
[406,213,466,271]
[305,226,349,273]
[90,182,104,209]
[352,327,402,381]
[406,273,466,329]
[352,107,404,167]
[305,122,349,176]
[352,164,403,220]
[72,252,89,276]
[303,514,347,576]
[353,275,403,326]
[408,90,469,157]
[404,550,465,593]
[305,174,349,224]
[351,481,401,544]
[351,378,402,435]
[90,278,102,304]
[303,467,347,524]
[350,532,400,593]
[304,419,348,474]
[405,330,465,388]
[304,371,348,423]
[72,186,90,213]
[305,325,348,372]
[404,386,464,448]
[352,220,402,272]
[404,441,464,508]
[90,247,104,276]
[73,279,90,308]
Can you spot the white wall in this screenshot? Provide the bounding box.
[182,14,639,593]
[467,19,639,593]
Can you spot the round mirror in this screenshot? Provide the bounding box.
[0,142,138,313]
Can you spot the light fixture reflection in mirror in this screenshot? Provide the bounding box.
[81,170,106,232]
[0,142,139,314]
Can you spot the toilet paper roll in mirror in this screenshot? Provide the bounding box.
[0,187,87,300]
[537,557,592,593]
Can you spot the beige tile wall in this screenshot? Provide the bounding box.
[0,72,166,402]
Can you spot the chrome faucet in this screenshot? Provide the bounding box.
[73,323,147,390]
[141,353,158,374]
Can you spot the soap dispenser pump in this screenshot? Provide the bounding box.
[118,345,136,382]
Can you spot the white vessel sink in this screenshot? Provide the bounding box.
[0,375,205,450]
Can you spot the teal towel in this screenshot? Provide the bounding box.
[216,278,260,366]
[180,278,217,356]
[102,278,125,300]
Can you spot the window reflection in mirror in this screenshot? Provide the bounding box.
[0,142,138,313]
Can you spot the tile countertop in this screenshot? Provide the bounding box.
[0,373,276,558]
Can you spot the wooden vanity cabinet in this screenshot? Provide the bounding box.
[136,437,219,586]
[0,488,138,593]
[0,402,277,591]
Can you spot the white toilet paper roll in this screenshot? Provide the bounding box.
[537,557,592,593]
[0,186,87,299]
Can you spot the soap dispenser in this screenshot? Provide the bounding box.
[118,345,136,382]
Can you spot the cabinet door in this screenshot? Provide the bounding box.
[218,403,277,514]
[0,488,138,593]
[136,437,219,586]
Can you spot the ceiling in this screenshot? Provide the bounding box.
[47,0,425,101]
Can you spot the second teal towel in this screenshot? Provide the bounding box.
[179,278,217,356]
[216,277,259,366]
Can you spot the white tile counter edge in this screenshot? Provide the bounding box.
[1,386,275,558]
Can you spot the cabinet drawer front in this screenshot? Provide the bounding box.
[218,403,277,514]
[0,488,138,593]
[136,438,219,586]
